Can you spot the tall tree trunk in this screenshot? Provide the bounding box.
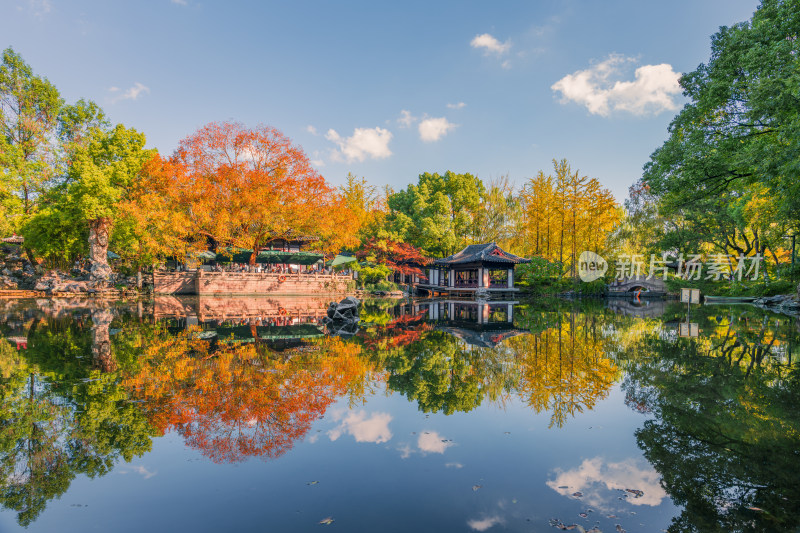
[88,217,113,283]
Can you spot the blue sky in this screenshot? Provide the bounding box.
[2,0,759,202]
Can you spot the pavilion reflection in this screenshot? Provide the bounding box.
[389,299,527,348]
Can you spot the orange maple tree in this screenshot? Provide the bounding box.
[357,238,430,277]
[138,121,355,261]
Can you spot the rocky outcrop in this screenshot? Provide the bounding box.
[751,294,800,316]
[323,296,360,337]
[0,248,39,290]
[1,242,150,295]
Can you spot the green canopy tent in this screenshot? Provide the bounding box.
[193,250,217,260]
[327,254,358,269]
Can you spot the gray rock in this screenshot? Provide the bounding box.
[0,275,18,289]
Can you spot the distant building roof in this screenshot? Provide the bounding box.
[434,243,530,266]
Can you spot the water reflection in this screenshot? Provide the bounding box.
[620,310,800,531]
[0,301,156,527]
[0,297,798,531]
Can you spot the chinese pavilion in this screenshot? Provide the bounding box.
[417,242,530,297]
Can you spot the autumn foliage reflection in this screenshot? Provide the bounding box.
[124,332,375,463]
[507,310,618,427]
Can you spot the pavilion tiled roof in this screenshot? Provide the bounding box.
[433,243,531,266]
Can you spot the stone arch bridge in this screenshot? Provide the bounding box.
[607,276,667,294]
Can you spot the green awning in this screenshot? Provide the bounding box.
[328,254,358,268]
[256,250,324,265]
[193,250,217,260]
[211,249,323,265]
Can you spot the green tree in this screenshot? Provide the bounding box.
[0,47,64,242]
[23,125,155,278]
[386,171,484,257]
[642,0,800,285]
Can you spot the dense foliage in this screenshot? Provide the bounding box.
[636,0,799,288]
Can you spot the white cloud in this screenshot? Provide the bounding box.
[326,127,393,163]
[470,33,511,55]
[109,82,150,103]
[445,462,464,469]
[467,516,504,531]
[446,102,466,110]
[309,149,325,168]
[306,125,318,135]
[398,443,413,459]
[547,456,667,510]
[418,117,456,142]
[417,431,453,454]
[551,55,681,117]
[171,0,188,5]
[327,410,393,443]
[397,109,417,128]
[28,0,52,16]
[119,465,157,479]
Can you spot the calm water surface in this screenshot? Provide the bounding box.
[0,296,798,532]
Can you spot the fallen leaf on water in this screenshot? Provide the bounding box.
[607,515,618,519]
[625,489,644,498]
[747,506,763,511]
[472,485,482,491]
[572,491,583,498]
[615,525,626,533]
[558,485,569,489]
[579,513,588,518]
[306,481,319,485]
[319,517,334,525]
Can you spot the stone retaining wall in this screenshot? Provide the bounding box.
[154,270,355,295]
[153,272,197,294]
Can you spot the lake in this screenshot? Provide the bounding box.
[0,296,798,532]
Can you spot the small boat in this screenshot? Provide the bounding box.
[703,295,757,304]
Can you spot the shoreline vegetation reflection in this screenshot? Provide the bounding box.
[0,297,798,530]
